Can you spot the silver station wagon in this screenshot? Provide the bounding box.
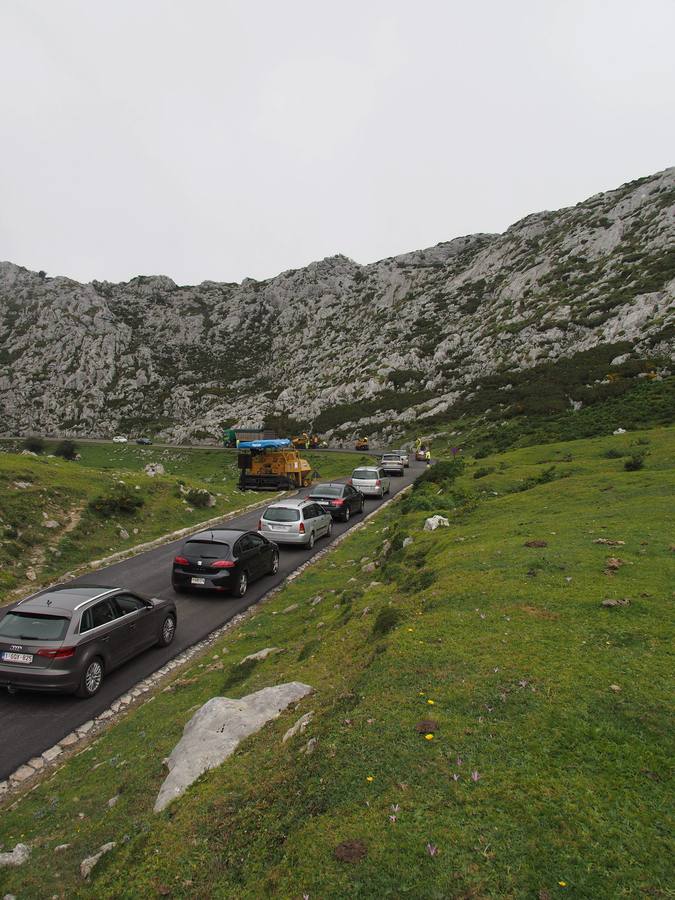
[349,466,391,498]
[259,499,332,548]
[0,586,177,698]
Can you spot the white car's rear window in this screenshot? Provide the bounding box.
[353,469,378,479]
[263,507,301,522]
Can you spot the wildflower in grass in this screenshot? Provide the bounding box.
[471,770,480,782]
[426,842,438,857]
[391,804,400,813]
[518,679,529,688]
[425,733,434,740]
[558,882,567,887]
[427,699,435,705]
[452,773,460,781]
[456,756,463,766]
[366,775,374,782]
[407,627,414,632]
[389,815,397,823]
[480,613,486,620]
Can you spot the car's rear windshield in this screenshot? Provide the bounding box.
[382,454,400,460]
[352,468,378,479]
[311,485,342,497]
[263,507,301,522]
[184,540,232,557]
[0,612,70,641]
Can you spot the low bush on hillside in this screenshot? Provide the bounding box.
[22,437,44,454]
[54,439,78,460]
[624,453,646,471]
[185,487,214,508]
[88,484,145,517]
[371,606,404,637]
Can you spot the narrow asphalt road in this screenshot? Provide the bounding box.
[1,461,424,780]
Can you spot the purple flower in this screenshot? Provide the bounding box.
[389,815,397,823]
[426,842,438,857]
[456,756,463,766]
[471,770,480,782]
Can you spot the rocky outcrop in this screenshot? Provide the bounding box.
[1,169,673,441]
[154,682,312,812]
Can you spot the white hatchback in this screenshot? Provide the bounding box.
[112,436,128,443]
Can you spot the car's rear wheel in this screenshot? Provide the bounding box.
[232,570,248,597]
[344,506,351,522]
[307,532,315,549]
[158,613,176,647]
[76,657,104,698]
[270,551,279,575]
[326,520,333,538]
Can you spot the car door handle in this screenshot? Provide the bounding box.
[130,623,137,631]
[101,635,110,643]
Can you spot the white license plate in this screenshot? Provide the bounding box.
[269,524,290,531]
[191,577,206,585]
[2,651,33,664]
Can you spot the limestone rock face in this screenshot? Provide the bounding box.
[1,169,673,442]
[154,682,312,812]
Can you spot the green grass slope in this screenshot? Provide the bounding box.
[0,427,673,898]
[0,441,365,605]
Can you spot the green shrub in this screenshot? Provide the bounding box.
[22,437,44,454]
[54,440,78,460]
[624,453,646,471]
[371,606,404,638]
[222,657,258,690]
[414,458,465,490]
[88,484,145,517]
[297,640,319,661]
[473,466,494,479]
[603,448,625,459]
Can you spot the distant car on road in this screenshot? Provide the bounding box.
[307,482,364,521]
[379,453,405,477]
[112,435,128,443]
[136,437,152,445]
[0,586,176,698]
[259,499,332,548]
[172,529,278,597]
[349,466,390,498]
[394,450,410,468]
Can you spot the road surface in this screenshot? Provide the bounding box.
[0,461,424,780]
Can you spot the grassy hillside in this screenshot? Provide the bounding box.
[0,441,366,605]
[1,426,673,898]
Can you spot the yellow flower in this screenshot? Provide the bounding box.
[427,699,435,705]
[425,734,434,740]
[418,691,425,696]
[407,628,414,632]
[366,775,374,782]
[558,882,567,887]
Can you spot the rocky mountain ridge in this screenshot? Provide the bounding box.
[1,167,673,443]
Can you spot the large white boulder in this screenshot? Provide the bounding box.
[154,682,312,812]
[0,843,30,867]
[423,515,449,531]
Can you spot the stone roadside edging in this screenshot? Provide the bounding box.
[1,490,291,609]
[0,484,411,805]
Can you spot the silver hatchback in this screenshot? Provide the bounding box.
[259,499,332,548]
[350,466,391,498]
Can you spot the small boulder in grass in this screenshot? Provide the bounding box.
[601,597,631,608]
[334,840,367,863]
[524,540,548,548]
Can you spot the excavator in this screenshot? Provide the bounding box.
[355,437,369,451]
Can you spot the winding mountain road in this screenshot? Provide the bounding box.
[1,461,424,780]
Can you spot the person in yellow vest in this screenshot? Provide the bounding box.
[424,448,431,465]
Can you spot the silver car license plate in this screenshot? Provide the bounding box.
[191,577,206,585]
[2,651,33,664]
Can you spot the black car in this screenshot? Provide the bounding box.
[0,586,177,698]
[307,482,365,521]
[172,529,279,597]
[136,437,153,445]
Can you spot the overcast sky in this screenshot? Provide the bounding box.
[1,0,674,286]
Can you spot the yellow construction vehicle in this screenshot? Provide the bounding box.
[238,439,312,490]
[355,437,369,451]
[292,432,310,450]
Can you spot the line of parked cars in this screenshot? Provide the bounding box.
[0,450,411,699]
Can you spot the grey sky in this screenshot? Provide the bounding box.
[1,0,674,286]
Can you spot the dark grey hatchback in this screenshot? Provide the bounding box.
[0,586,177,698]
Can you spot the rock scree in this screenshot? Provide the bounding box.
[154,682,313,812]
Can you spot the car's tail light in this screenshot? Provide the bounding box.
[212,560,235,568]
[298,521,305,534]
[376,479,381,486]
[257,518,262,530]
[37,647,76,659]
[332,498,344,505]
[174,555,189,565]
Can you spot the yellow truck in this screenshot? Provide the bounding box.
[238,439,312,490]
